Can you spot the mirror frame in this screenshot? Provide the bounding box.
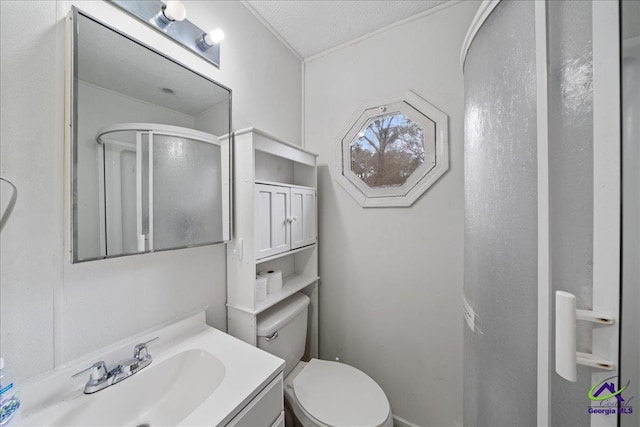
[69,7,232,263]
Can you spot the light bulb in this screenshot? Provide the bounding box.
[204,28,225,46]
[163,0,187,22]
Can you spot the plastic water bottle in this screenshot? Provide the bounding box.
[0,357,20,426]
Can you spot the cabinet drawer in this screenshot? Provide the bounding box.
[226,374,283,427]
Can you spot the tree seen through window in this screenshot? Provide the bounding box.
[350,113,426,187]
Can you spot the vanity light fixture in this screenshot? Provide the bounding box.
[197,28,225,51]
[108,0,223,68]
[155,0,187,28]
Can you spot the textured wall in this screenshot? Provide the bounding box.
[0,0,301,382]
[0,0,60,381]
[304,2,478,425]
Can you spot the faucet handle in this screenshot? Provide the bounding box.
[72,361,108,382]
[133,336,159,361]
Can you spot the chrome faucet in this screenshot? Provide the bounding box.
[73,337,158,394]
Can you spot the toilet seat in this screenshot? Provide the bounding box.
[291,359,391,427]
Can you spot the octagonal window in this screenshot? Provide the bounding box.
[350,112,433,188]
[336,91,449,207]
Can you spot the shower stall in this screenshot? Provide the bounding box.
[462,1,638,426]
[95,123,225,257]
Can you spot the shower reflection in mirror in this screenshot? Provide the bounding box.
[95,124,226,256]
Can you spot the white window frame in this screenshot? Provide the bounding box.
[335,91,449,207]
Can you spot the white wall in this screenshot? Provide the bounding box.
[303,2,477,426]
[0,0,301,382]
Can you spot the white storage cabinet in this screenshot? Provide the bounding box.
[255,184,316,259]
[226,128,319,359]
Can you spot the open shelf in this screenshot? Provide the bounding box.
[237,127,318,166]
[256,243,317,264]
[255,179,316,191]
[254,273,319,315]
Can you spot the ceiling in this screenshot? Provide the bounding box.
[77,13,229,116]
[244,0,449,59]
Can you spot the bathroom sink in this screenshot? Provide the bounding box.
[51,349,225,426]
[20,312,284,427]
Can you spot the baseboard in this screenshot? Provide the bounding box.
[393,415,422,427]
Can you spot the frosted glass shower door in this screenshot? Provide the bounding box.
[546,2,622,427]
[97,123,228,257]
[463,2,538,425]
[150,133,222,250]
[462,1,623,426]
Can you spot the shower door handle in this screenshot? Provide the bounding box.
[555,291,615,382]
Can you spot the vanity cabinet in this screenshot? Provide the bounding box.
[227,374,283,427]
[227,128,319,360]
[255,184,316,259]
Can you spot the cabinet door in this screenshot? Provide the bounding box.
[255,184,290,259]
[226,374,283,427]
[290,188,316,249]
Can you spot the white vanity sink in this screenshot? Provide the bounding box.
[51,350,226,426]
[21,312,285,426]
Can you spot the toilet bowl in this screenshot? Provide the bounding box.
[256,293,393,427]
[284,360,393,427]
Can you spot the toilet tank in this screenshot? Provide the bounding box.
[257,293,310,378]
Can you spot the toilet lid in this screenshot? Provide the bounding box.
[293,359,390,427]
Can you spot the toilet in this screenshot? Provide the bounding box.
[257,293,394,427]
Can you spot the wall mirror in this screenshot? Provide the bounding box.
[70,8,231,263]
